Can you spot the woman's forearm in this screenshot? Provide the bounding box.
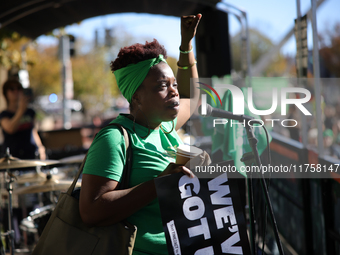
[177,40,199,99]
[177,14,201,110]
[79,177,157,227]
[79,164,192,227]
[1,110,25,134]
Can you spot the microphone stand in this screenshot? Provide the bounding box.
[241,151,256,255]
[243,122,284,255]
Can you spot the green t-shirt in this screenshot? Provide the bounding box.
[83,114,183,255]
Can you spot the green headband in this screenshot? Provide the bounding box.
[113,54,167,103]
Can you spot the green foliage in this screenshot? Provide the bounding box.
[0,28,22,42]
[231,29,273,71]
[0,28,26,68]
[27,45,61,95]
[72,47,116,111]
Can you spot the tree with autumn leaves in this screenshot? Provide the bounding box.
[231,28,291,77]
[319,23,340,77]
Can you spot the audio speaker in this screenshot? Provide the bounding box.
[196,8,232,77]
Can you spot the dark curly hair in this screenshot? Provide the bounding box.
[110,39,167,72]
[2,79,23,105]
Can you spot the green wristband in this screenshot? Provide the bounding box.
[177,60,197,70]
[179,46,193,54]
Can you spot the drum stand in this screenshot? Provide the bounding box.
[1,169,16,255]
[0,148,60,254]
[0,174,6,255]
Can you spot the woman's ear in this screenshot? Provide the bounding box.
[130,92,141,113]
[131,93,140,106]
[132,86,145,105]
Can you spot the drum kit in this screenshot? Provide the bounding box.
[0,149,84,255]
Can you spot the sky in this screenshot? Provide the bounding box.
[36,0,340,59]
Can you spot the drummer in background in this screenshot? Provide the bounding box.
[0,78,46,160]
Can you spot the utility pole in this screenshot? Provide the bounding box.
[59,35,74,129]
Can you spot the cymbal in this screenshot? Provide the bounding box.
[16,172,66,184]
[14,178,81,194]
[60,154,85,164]
[0,156,59,170]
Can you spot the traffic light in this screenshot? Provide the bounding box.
[69,35,75,57]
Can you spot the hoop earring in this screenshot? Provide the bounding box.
[132,105,150,139]
[160,120,174,134]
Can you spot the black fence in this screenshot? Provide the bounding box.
[269,132,340,255]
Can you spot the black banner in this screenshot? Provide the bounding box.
[155,160,250,255]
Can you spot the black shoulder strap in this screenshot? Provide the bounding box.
[66,122,132,195]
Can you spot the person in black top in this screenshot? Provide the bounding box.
[0,79,45,160]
